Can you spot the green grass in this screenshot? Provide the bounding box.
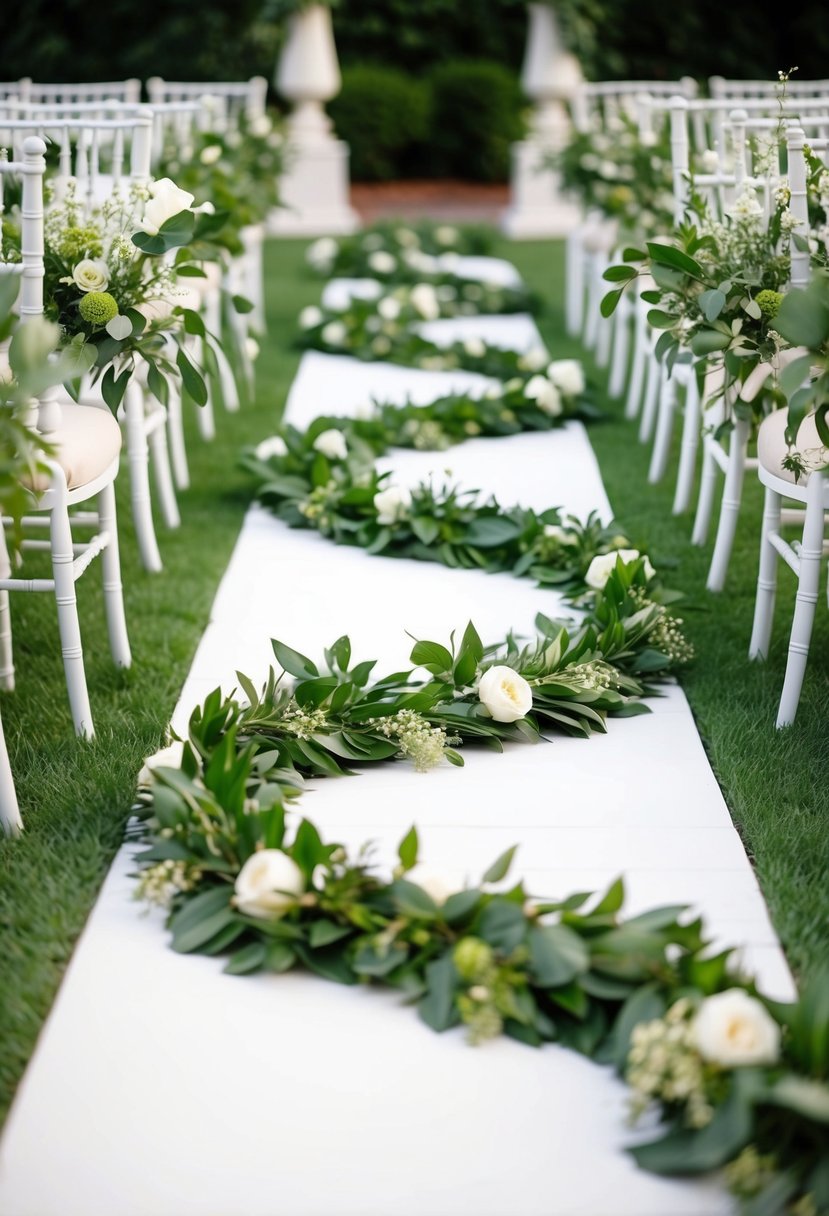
[1,231,827,1130]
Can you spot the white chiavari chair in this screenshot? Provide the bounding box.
[0,136,131,760]
[748,125,829,725]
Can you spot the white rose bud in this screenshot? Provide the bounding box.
[321,321,348,347]
[692,990,781,1068]
[377,296,401,321]
[298,305,323,330]
[478,665,533,723]
[234,849,305,920]
[700,149,720,173]
[313,428,348,460]
[518,346,549,372]
[543,524,572,544]
[463,338,486,358]
[72,258,110,293]
[547,359,586,397]
[368,250,397,274]
[249,115,272,138]
[255,435,287,461]
[409,283,440,320]
[245,337,260,362]
[524,374,562,417]
[139,178,195,236]
[199,144,222,166]
[306,237,338,270]
[435,225,459,246]
[373,484,412,525]
[585,549,655,590]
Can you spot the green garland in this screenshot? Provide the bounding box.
[305,221,494,278]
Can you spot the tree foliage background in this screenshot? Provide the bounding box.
[0,0,821,85]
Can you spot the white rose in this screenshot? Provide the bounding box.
[306,237,338,270]
[72,258,109,292]
[518,346,549,372]
[139,178,195,236]
[368,250,397,274]
[298,305,323,329]
[700,149,720,173]
[463,337,486,358]
[321,321,347,347]
[478,665,533,723]
[394,227,419,247]
[249,115,272,137]
[199,144,221,166]
[234,849,305,920]
[377,297,401,321]
[245,337,260,361]
[255,435,287,461]
[410,283,440,320]
[543,524,572,544]
[313,428,347,460]
[137,740,184,786]
[353,400,376,421]
[374,484,412,525]
[404,864,461,905]
[692,990,781,1068]
[585,549,655,590]
[483,385,502,400]
[524,374,562,416]
[547,359,585,397]
[435,225,459,246]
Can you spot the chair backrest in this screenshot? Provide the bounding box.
[571,77,697,133]
[786,124,827,288]
[24,79,141,105]
[0,109,153,210]
[0,136,45,322]
[146,77,268,127]
[710,76,829,101]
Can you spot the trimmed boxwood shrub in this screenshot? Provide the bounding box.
[329,66,430,181]
[428,60,526,182]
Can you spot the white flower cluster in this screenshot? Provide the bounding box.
[628,587,695,665]
[135,859,201,908]
[372,708,458,772]
[280,700,329,741]
[627,998,714,1129]
[402,418,451,451]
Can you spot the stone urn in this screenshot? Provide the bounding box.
[521,3,581,144]
[276,4,342,142]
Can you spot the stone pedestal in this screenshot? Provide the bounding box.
[271,4,359,236]
[501,139,581,237]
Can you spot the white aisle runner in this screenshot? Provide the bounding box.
[0,313,793,1216]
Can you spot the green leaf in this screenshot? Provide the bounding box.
[646,242,704,278]
[309,920,353,948]
[291,817,327,880]
[699,288,727,323]
[441,888,482,924]
[418,953,458,1032]
[463,516,522,548]
[265,942,297,972]
[779,354,815,400]
[410,639,453,673]
[232,293,254,314]
[609,982,666,1070]
[529,924,589,987]
[390,879,439,919]
[224,941,267,975]
[776,283,829,349]
[132,209,196,255]
[603,264,638,282]
[690,328,732,355]
[600,288,624,318]
[410,515,440,545]
[146,360,169,407]
[179,307,206,337]
[176,346,208,406]
[647,309,678,330]
[479,898,527,952]
[398,824,419,871]
[482,845,518,884]
[271,639,319,679]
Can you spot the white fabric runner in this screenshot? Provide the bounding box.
[0,311,793,1216]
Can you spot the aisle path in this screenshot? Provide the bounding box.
[0,295,792,1216]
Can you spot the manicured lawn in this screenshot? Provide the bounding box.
[1,231,826,1131]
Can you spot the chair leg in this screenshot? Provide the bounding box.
[206,291,240,413]
[692,437,719,546]
[748,485,782,660]
[147,405,181,530]
[648,365,677,484]
[638,354,661,444]
[607,297,631,399]
[625,317,647,421]
[194,336,217,441]
[125,383,163,574]
[166,379,190,491]
[582,253,603,350]
[706,418,750,592]
[50,498,94,738]
[565,229,585,338]
[673,371,701,515]
[0,529,14,692]
[0,708,22,835]
[595,301,613,370]
[97,480,131,669]
[777,473,825,726]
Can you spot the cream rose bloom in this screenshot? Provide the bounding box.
[321,320,347,347]
[72,259,110,293]
[410,283,440,320]
[378,296,401,321]
[313,428,348,461]
[368,250,397,274]
[518,346,549,372]
[306,237,338,271]
[199,144,221,166]
[255,435,287,461]
[405,864,462,905]
[585,549,655,590]
[139,178,195,236]
[298,305,323,330]
[463,337,486,358]
[547,359,585,397]
[435,225,459,246]
[234,850,305,920]
[478,665,533,723]
[374,484,412,525]
[692,990,781,1068]
[524,374,562,417]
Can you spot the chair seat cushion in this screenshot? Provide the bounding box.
[29,402,122,492]
[757,407,826,484]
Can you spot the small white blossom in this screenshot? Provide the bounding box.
[313,428,348,460]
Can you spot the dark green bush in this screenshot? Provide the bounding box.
[427,61,526,182]
[328,66,430,181]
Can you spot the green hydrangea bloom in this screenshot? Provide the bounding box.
[756,289,784,320]
[79,292,119,326]
[58,225,104,260]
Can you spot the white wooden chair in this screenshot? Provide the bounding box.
[0,137,131,762]
[0,106,183,572]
